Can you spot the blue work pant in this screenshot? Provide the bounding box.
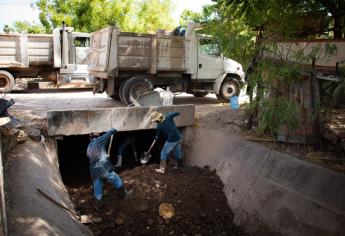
[160,139,182,161]
[90,160,123,200]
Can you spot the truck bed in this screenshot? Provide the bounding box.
[88,27,191,78]
[0,33,54,68]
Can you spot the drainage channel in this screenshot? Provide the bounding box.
[56,129,247,235]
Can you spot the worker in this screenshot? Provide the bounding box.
[115,136,138,167]
[150,111,183,173]
[87,128,133,210]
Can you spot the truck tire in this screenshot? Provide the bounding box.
[192,92,208,97]
[0,70,15,93]
[216,77,240,102]
[120,76,154,105]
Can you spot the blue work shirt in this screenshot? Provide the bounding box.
[155,112,181,142]
[87,128,117,164]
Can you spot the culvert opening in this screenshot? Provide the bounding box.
[57,129,165,187]
[57,129,247,235]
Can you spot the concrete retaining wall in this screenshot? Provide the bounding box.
[4,139,92,236]
[48,105,195,136]
[183,127,345,236]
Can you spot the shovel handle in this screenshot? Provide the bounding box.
[147,139,156,154]
[107,134,114,156]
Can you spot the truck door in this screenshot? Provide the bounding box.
[196,37,223,80]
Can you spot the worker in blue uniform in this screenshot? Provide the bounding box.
[87,128,133,210]
[150,111,183,173]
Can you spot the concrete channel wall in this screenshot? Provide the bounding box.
[4,139,91,236]
[0,135,7,235]
[183,127,345,236]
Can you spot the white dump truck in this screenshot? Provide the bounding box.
[0,24,93,92]
[88,23,245,104]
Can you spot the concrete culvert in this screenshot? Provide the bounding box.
[4,114,345,236]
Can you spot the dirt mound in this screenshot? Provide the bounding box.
[68,165,247,235]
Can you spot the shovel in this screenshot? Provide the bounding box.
[105,134,114,158]
[140,139,156,164]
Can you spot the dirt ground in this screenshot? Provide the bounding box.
[68,164,248,236]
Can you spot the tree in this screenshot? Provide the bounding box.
[10,21,45,34]
[35,0,175,33]
[132,0,175,33]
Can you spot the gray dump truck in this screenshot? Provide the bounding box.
[88,23,245,105]
[0,24,93,92]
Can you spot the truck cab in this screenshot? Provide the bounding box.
[186,24,245,101]
[53,25,93,85]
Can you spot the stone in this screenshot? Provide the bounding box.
[115,213,125,225]
[24,127,41,141]
[159,203,175,220]
[17,130,28,144]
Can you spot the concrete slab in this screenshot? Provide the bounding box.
[47,104,195,136]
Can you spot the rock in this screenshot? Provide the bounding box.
[200,213,207,219]
[78,199,86,204]
[17,129,28,144]
[176,199,182,204]
[168,230,175,235]
[116,213,125,225]
[159,203,175,220]
[80,215,102,224]
[24,127,41,141]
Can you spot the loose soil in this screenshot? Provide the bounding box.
[67,165,248,236]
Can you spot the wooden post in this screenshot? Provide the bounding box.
[311,57,321,144]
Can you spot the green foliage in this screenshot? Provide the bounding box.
[35,0,175,33]
[11,21,45,34]
[257,97,299,136]
[131,0,175,33]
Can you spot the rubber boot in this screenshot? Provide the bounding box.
[155,160,167,173]
[94,199,103,211]
[174,159,183,170]
[117,186,133,200]
[115,155,122,168]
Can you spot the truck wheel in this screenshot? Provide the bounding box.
[120,76,154,105]
[217,77,240,102]
[192,92,208,97]
[0,70,15,93]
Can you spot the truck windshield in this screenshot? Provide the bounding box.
[199,38,220,57]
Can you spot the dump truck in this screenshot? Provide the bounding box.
[0,24,93,92]
[88,23,245,105]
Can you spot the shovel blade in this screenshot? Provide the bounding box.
[140,152,152,164]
